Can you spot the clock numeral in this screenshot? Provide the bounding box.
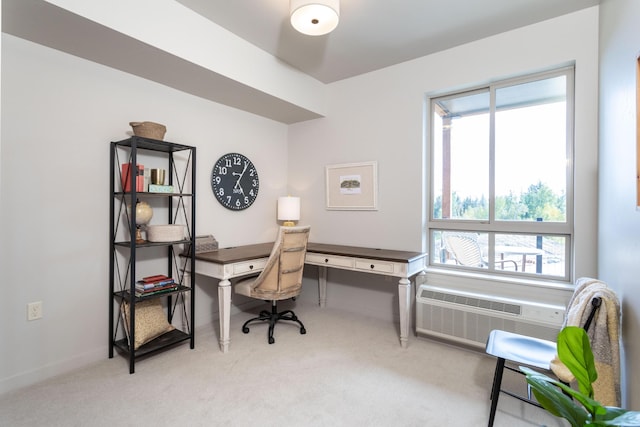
[249,168,255,176]
[252,179,258,187]
[226,196,232,204]
[214,176,221,184]
[218,188,224,196]
[244,196,249,205]
[234,157,242,166]
[249,189,255,197]
[218,166,228,175]
[225,158,232,167]
[235,199,241,207]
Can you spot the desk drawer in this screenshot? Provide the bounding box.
[233,259,267,275]
[306,253,354,269]
[355,259,395,274]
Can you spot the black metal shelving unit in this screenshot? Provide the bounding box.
[109,136,196,373]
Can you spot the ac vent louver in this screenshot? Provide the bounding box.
[419,289,522,315]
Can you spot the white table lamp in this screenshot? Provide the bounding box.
[278,196,300,226]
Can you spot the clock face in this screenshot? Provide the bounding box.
[211,153,259,211]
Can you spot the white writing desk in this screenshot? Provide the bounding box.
[187,242,427,352]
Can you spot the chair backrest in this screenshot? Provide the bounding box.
[249,226,311,300]
[442,232,484,267]
[564,278,618,331]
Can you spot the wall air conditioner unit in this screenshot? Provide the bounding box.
[416,284,565,349]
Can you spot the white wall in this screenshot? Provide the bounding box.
[598,0,640,410]
[292,8,600,317]
[0,4,619,403]
[0,34,288,392]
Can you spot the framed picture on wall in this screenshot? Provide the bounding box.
[325,161,378,210]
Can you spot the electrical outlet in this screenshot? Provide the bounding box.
[27,301,43,321]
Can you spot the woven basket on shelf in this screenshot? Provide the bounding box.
[146,224,185,242]
[129,121,167,140]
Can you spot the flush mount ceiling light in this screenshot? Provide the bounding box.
[290,0,340,36]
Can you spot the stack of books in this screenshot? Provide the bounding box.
[121,163,144,192]
[135,274,177,297]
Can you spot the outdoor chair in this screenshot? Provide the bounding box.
[442,232,518,271]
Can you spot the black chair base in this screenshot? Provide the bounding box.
[241,300,306,344]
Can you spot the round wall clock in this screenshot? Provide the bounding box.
[211,153,259,211]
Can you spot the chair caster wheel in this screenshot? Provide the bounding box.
[242,326,249,334]
[269,337,275,344]
[300,327,306,335]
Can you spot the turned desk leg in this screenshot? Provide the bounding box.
[318,266,327,308]
[398,277,411,348]
[218,279,231,353]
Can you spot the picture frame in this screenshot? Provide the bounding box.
[325,161,378,210]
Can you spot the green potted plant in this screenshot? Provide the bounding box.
[522,326,640,426]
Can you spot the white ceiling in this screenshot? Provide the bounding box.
[176,0,600,83]
[1,0,600,123]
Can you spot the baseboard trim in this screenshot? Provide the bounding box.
[0,346,107,395]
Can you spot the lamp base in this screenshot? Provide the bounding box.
[282,221,296,227]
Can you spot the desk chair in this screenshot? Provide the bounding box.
[485,278,620,427]
[235,225,311,344]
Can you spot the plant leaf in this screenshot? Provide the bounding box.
[522,367,589,427]
[557,326,597,398]
[595,408,640,426]
[523,366,605,415]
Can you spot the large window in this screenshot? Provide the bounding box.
[428,68,574,280]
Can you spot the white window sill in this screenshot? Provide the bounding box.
[420,266,575,306]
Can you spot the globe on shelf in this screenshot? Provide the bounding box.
[133,200,153,243]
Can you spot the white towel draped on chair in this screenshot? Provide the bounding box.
[550,277,621,406]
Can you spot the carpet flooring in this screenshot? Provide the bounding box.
[0,302,567,426]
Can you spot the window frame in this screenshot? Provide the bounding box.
[426,67,575,281]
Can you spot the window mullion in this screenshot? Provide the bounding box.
[489,85,497,224]
[488,85,497,267]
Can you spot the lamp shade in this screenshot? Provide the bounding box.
[278,196,301,224]
[290,0,339,36]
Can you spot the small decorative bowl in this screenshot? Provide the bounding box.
[146,225,185,242]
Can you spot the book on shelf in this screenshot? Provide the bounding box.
[134,274,179,296]
[141,274,170,283]
[148,184,174,193]
[137,275,174,287]
[121,163,144,192]
[143,168,151,192]
[135,284,178,297]
[136,279,175,290]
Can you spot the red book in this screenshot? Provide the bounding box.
[142,274,170,283]
[121,163,144,192]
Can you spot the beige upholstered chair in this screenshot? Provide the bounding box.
[235,225,311,344]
